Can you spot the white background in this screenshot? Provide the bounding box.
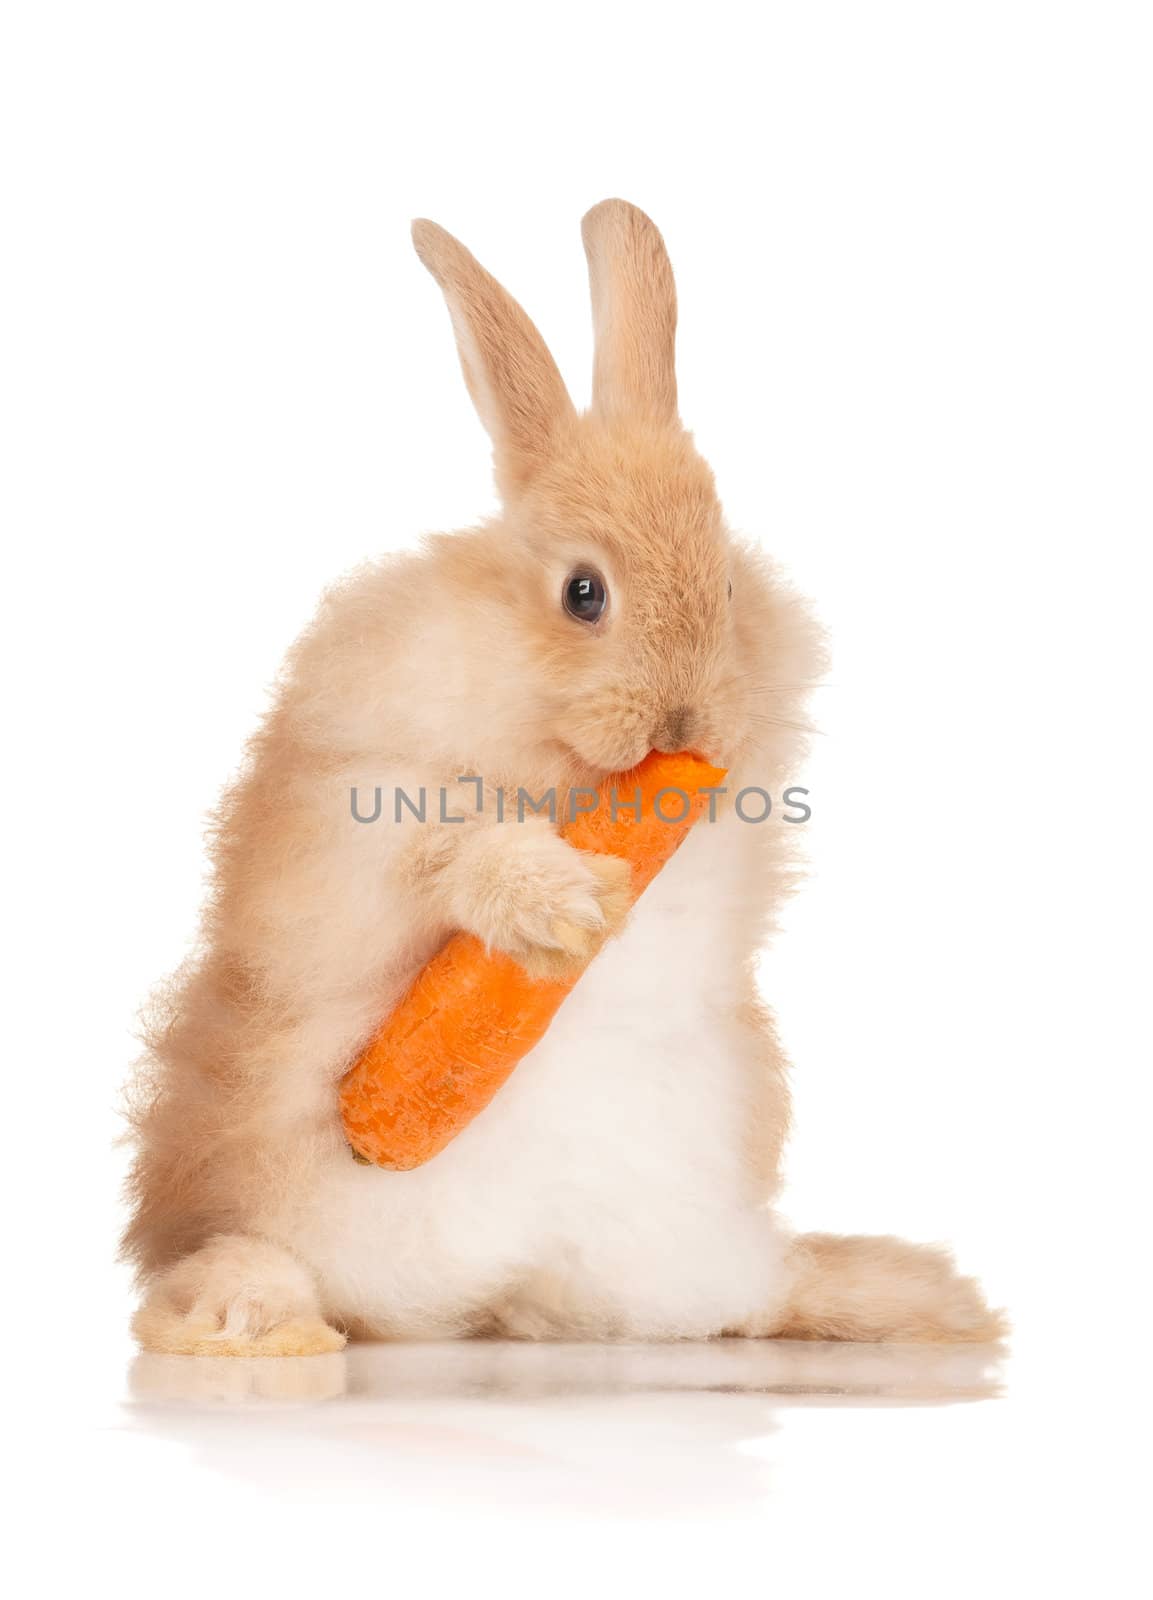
[2,2,1149,1595]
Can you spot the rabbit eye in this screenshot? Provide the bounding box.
[728,579,733,600]
[563,570,608,624]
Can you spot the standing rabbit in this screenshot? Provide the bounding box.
[126,200,1003,1355]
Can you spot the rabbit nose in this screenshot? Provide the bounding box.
[652,705,694,753]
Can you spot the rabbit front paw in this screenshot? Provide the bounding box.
[447,827,632,980]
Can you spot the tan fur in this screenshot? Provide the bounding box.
[583,199,679,423]
[768,1234,1009,1343]
[411,218,575,496]
[130,1236,346,1356]
[124,199,1003,1353]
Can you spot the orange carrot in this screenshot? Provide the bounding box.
[339,750,727,1169]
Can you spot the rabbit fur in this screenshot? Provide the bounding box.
[125,200,1004,1356]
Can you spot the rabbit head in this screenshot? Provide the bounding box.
[413,200,819,778]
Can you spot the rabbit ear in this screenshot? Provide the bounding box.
[412,219,576,492]
[582,199,678,425]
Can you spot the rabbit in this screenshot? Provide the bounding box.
[125,199,1005,1356]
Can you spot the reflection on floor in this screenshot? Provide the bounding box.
[124,1338,1005,1515]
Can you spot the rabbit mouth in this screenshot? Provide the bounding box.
[559,726,728,780]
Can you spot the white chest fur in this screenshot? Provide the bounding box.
[280,810,791,1338]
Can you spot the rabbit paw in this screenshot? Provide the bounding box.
[132,1234,345,1358]
[447,827,632,980]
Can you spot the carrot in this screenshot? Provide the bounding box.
[338,751,727,1170]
